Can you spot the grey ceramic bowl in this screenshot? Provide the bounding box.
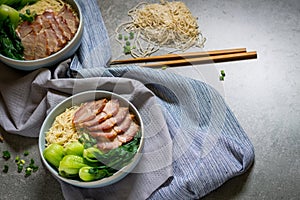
[0,0,83,71]
[38,90,144,188]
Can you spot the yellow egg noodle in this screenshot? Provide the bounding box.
[45,106,80,147]
[19,0,67,15]
[116,0,206,58]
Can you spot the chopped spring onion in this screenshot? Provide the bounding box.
[2,151,10,160]
[24,151,29,156]
[3,165,9,173]
[220,70,226,77]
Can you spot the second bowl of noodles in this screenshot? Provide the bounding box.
[38,90,144,188]
[0,0,83,71]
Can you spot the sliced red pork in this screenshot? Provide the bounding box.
[73,98,140,151]
[73,99,107,125]
[16,4,79,60]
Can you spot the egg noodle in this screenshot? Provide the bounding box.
[45,106,80,147]
[116,0,206,57]
[19,0,67,15]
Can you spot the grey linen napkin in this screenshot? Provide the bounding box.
[0,0,255,199]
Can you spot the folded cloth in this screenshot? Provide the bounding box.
[0,0,255,199]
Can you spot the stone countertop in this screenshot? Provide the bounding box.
[0,0,299,199]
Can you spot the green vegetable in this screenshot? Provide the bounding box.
[78,133,97,149]
[123,45,131,54]
[129,32,134,40]
[79,166,111,182]
[24,151,29,156]
[118,33,122,40]
[3,165,9,173]
[220,70,225,77]
[0,0,39,10]
[2,150,11,160]
[219,70,226,81]
[19,9,36,22]
[28,158,38,172]
[15,156,20,163]
[17,162,24,172]
[90,132,141,170]
[58,155,88,178]
[64,141,84,156]
[83,147,104,163]
[24,159,38,177]
[43,143,64,168]
[25,167,33,177]
[0,17,24,59]
[0,4,19,28]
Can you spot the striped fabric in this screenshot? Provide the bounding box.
[72,65,255,199]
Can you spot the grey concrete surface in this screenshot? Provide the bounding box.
[0,0,299,199]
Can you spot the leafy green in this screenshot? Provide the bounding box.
[19,9,36,22]
[0,17,24,60]
[78,133,97,149]
[0,0,40,10]
[89,131,141,170]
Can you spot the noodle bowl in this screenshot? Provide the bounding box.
[0,0,83,71]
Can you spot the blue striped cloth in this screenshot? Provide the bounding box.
[60,0,255,199]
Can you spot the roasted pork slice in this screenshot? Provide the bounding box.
[87,107,129,131]
[55,15,72,40]
[113,107,129,124]
[22,33,36,60]
[58,4,79,35]
[89,129,118,140]
[103,99,120,117]
[31,18,43,34]
[16,21,33,38]
[97,137,122,151]
[78,112,108,128]
[45,11,68,45]
[44,28,62,53]
[34,31,48,59]
[87,117,116,132]
[114,113,134,134]
[94,121,139,151]
[117,122,140,143]
[73,99,107,125]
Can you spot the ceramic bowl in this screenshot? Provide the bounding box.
[0,0,83,71]
[38,90,144,188]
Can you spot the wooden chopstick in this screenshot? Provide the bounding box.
[110,48,247,65]
[141,51,257,68]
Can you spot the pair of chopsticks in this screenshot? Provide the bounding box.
[110,48,257,68]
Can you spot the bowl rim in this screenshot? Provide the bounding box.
[0,0,84,70]
[38,90,144,188]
